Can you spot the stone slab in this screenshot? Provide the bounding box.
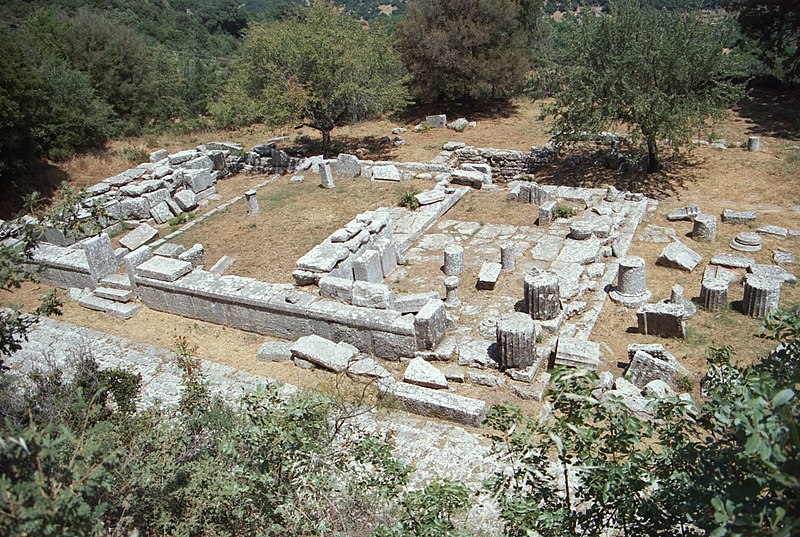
[378,379,486,426]
[477,262,502,290]
[404,357,448,389]
[290,334,356,373]
[657,241,702,272]
[120,224,159,251]
[78,294,141,319]
[135,256,192,282]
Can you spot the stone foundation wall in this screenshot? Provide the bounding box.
[29,243,96,289]
[134,265,438,360]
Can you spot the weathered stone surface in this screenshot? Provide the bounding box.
[353,249,384,283]
[774,249,796,265]
[500,242,517,271]
[730,231,763,252]
[78,294,140,319]
[256,341,292,362]
[319,162,335,189]
[496,312,536,370]
[335,153,361,178]
[99,273,132,290]
[443,244,464,276]
[297,244,350,273]
[378,378,486,426]
[610,256,652,306]
[79,233,118,282]
[657,241,702,272]
[524,271,561,320]
[150,149,168,162]
[748,263,796,284]
[183,169,215,193]
[395,292,441,314]
[94,286,133,303]
[444,276,460,308]
[169,149,199,165]
[425,114,447,128]
[178,244,205,267]
[721,208,756,224]
[667,205,700,221]
[742,273,782,317]
[245,190,260,216]
[123,246,152,289]
[352,281,395,310]
[153,243,185,258]
[372,165,401,182]
[555,238,603,265]
[404,357,448,389]
[374,237,398,277]
[150,201,173,224]
[119,197,151,220]
[290,334,356,373]
[468,371,505,388]
[450,169,485,189]
[758,225,788,238]
[626,349,684,388]
[209,255,235,276]
[415,299,446,351]
[711,253,756,269]
[346,357,390,379]
[135,256,192,282]
[570,220,595,240]
[637,303,686,338]
[530,234,563,261]
[173,189,198,211]
[700,277,728,311]
[477,262,502,290]
[120,224,158,251]
[691,214,717,241]
[415,190,446,206]
[319,276,354,303]
[555,337,600,370]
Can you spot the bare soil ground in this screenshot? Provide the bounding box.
[4,91,799,411]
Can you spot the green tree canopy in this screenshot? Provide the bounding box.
[397,0,535,103]
[727,0,800,84]
[547,0,746,172]
[212,1,409,157]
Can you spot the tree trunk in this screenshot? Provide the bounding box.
[646,137,659,173]
[321,129,332,158]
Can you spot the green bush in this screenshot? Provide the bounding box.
[553,204,578,218]
[399,189,421,210]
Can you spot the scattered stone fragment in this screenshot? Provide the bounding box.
[657,241,703,272]
[404,357,448,389]
[290,334,355,373]
[730,231,762,252]
[178,244,205,267]
[477,262,502,290]
[625,349,686,389]
[468,371,505,388]
[245,190,260,216]
[748,263,796,284]
[347,357,390,379]
[774,249,796,265]
[135,256,192,282]
[209,255,235,276]
[637,303,686,338]
[319,162,335,189]
[372,165,401,182]
[667,205,700,221]
[711,252,756,269]
[78,294,140,319]
[352,281,395,309]
[721,208,756,224]
[425,115,447,128]
[335,153,361,178]
[154,243,185,258]
[256,341,292,362]
[93,287,133,303]
[691,214,717,241]
[120,223,159,251]
[415,299,447,351]
[378,378,486,426]
[173,189,197,211]
[554,336,600,370]
[663,284,696,319]
[415,190,446,206]
[758,225,788,238]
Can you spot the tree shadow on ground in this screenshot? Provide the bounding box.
[0,161,70,220]
[534,147,698,200]
[394,99,520,125]
[734,84,800,141]
[282,133,401,161]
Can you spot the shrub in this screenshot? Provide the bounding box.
[399,189,421,210]
[553,205,578,218]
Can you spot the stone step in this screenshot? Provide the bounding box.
[94,286,133,303]
[78,294,140,319]
[99,273,133,290]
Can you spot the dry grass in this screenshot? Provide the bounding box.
[3,91,799,413]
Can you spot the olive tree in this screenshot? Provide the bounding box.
[212,1,408,157]
[547,0,746,172]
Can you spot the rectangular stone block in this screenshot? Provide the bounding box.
[79,233,118,282]
[374,237,398,278]
[414,299,446,351]
[290,334,356,373]
[477,262,502,290]
[183,169,215,193]
[554,336,600,370]
[319,276,354,303]
[352,281,395,310]
[353,249,383,283]
[378,378,486,426]
[394,292,440,314]
[637,303,686,338]
[135,256,192,282]
[120,224,158,251]
[94,286,133,303]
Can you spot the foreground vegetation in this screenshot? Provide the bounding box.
[1,306,797,535]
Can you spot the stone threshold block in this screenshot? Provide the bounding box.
[93,286,133,303]
[135,256,192,282]
[378,378,486,426]
[554,336,600,370]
